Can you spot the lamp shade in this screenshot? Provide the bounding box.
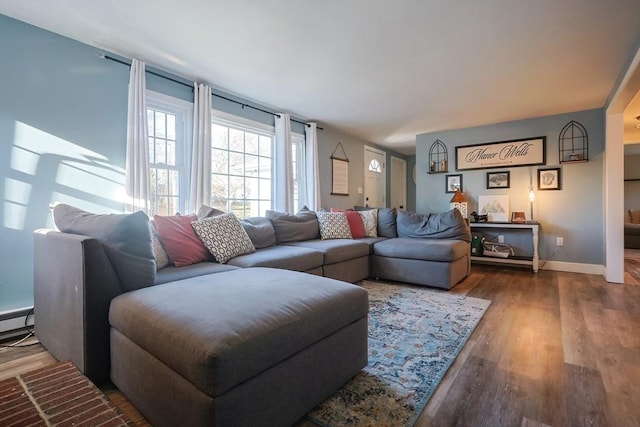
[450,189,467,203]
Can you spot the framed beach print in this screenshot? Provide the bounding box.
[445,174,463,193]
[538,168,561,190]
[486,171,510,189]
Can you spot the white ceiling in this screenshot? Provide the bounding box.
[1,0,639,155]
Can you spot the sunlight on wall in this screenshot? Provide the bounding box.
[4,121,127,230]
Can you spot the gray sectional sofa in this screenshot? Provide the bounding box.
[33,204,470,427]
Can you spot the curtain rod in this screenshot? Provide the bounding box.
[102,54,321,129]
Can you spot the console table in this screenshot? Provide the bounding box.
[469,222,540,273]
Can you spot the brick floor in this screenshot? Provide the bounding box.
[0,361,132,426]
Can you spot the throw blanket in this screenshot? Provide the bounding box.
[397,209,471,242]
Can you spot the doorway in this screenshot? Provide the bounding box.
[364,146,386,208]
[390,156,407,211]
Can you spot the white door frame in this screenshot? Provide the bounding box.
[364,145,386,208]
[390,156,407,210]
[605,46,640,283]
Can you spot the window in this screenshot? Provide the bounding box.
[210,116,274,218]
[368,159,382,173]
[146,91,191,216]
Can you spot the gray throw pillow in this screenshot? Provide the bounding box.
[197,205,226,219]
[51,203,156,291]
[377,207,398,238]
[241,217,276,249]
[266,206,319,244]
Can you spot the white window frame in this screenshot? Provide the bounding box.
[146,90,193,215]
[211,109,304,216]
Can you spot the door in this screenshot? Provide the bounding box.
[364,146,386,208]
[390,156,407,211]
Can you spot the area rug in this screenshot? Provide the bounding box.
[0,360,132,426]
[306,280,491,427]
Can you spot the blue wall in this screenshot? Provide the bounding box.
[416,109,605,265]
[0,15,409,313]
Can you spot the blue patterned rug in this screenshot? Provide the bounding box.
[306,280,491,427]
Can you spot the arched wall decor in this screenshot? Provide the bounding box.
[428,139,448,173]
[559,120,589,163]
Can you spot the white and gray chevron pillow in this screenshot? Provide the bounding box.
[316,211,353,240]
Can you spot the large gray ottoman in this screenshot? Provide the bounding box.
[371,237,470,289]
[109,267,369,427]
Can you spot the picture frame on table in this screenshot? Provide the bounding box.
[538,168,561,190]
[445,174,463,193]
[486,171,510,189]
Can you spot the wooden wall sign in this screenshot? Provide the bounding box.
[455,137,546,171]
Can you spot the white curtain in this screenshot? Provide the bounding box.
[125,58,150,213]
[274,113,294,212]
[304,122,321,211]
[189,83,212,212]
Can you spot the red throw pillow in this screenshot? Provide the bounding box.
[154,214,210,267]
[331,208,366,238]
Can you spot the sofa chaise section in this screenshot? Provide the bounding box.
[109,267,369,427]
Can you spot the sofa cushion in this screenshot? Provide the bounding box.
[109,267,369,398]
[397,209,471,242]
[266,207,319,244]
[240,217,276,249]
[155,262,240,285]
[286,239,370,265]
[316,211,353,240]
[227,245,323,271]
[197,205,225,219]
[51,203,155,291]
[331,209,366,238]
[154,214,210,267]
[631,209,640,224]
[192,213,255,264]
[373,237,469,262]
[377,208,398,238]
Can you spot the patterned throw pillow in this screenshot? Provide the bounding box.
[330,208,366,238]
[316,211,353,240]
[149,220,169,270]
[192,213,256,264]
[359,209,378,237]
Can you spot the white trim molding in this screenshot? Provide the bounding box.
[540,260,605,275]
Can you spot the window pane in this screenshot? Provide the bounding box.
[229,176,244,199]
[229,199,246,218]
[229,128,244,152]
[258,201,271,217]
[157,169,168,194]
[229,152,245,176]
[166,140,176,166]
[245,133,259,155]
[212,124,228,149]
[211,174,228,209]
[212,149,228,174]
[259,178,271,200]
[245,177,259,198]
[169,170,179,196]
[155,138,166,164]
[147,110,154,135]
[167,114,176,140]
[259,135,272,157]
[155,111,166,138]
[245,154,259,177]
[259,157,271,179]
[148,137,155,161]
[167,196,179,216]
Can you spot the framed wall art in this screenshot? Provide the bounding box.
[538,167,561,190]
[486,171,510,189]
[445,174,463,193]
[478,195,510,222]
[456,137,546,171]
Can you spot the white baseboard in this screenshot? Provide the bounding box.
[0,307,34,340]
[540,260,605,275]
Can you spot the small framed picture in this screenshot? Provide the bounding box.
[445,174,463,193]
[486,171,510,189]
[538,168,561,190]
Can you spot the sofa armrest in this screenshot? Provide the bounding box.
[34,229,124,382]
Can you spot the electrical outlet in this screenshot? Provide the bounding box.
[557,237,564,247]
[498,235,504,243]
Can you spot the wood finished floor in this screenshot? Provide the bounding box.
[2,265,639,426]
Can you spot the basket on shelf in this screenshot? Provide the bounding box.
[482,242,514,258]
